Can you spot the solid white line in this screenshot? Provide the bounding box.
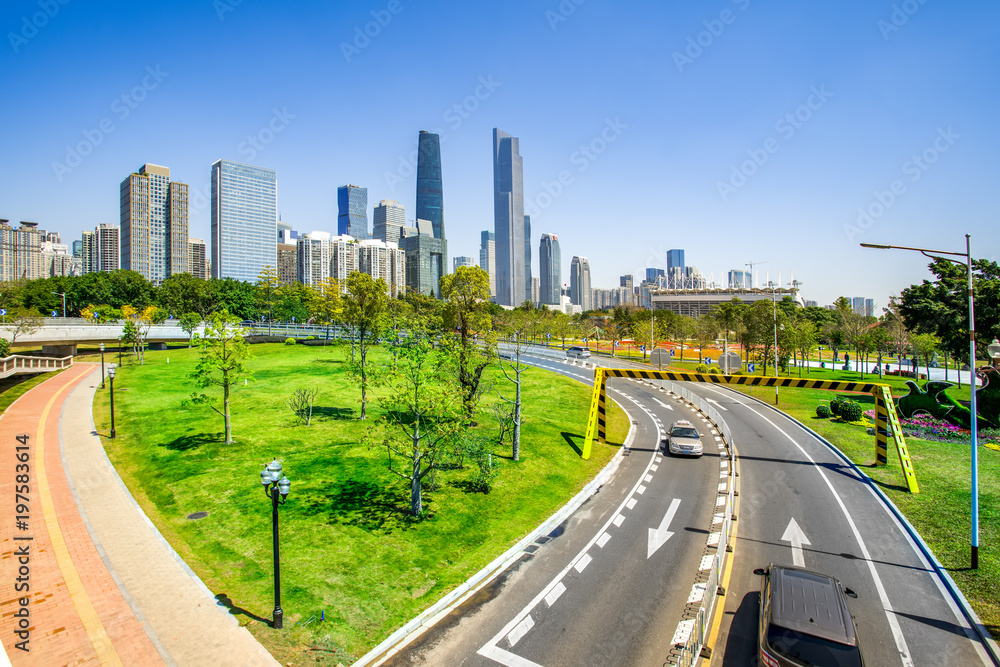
[544,582,566,607]
[507,615,534,647]
[597,532,611,548]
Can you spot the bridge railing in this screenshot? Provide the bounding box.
[0,354,74,378]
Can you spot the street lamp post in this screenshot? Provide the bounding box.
[118,337,122,366]
[769,281,779,405]
[990,339,1000,368]
[50,291,66,318]
[107,365,116,438]
[861,234,981,568]
[260,460,291,629]
[100,343,106,389]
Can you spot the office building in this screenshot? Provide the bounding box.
[338,185,368,239]
[40,240,75,277]
[667,248,685,288]
[453,256,475,272]
[620,274,633,292]
[531,277,539,305]
[275,219,297,285]
[72,239,83,258]
[211,159,277,281]
[493,128,526,306]
[120,164,188,283]
[728,270,750,289]
[480,230,496,296]
[188,238,208,280]
[81,223,120,274]
[646,267,664,284]
[851,297,875,317]
[297,231,332,286]
[539,233,561,305]
[416,131,445,242]
[373,200,406,244]
[0,220,41,281]
[401,220,447,298]
[570,256,591,312]
[524,214,532,302]
[358,239,405,297]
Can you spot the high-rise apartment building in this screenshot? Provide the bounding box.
[373,200,406,244]
[358,239,405,297]
[331,234,358,286]
[620,274,633,291]
[0,220,41,281]
[570,256,591,312]
[480,230,496,296]
[188,238,208,280]
[275,219,297,285]
[539,233,561,305]
[120,164,188,283]
[211,159,277,281]
[667,248,685,288]
[81,223,120,274]
[493,128,526,306]
[416,131,444,241]
[337,185,368,239]
[297,231,332,286]
[452,256,475,272]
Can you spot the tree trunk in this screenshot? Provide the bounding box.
[513,369,522,461]
[411,430,422,516]
[223,383,232,445]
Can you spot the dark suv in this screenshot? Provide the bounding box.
[754,564,864,667]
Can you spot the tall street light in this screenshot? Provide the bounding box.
[768,281,779,405]
[100,342,106,389]
[861,235,981,568]
[50,291,66,318]
[260,459,291,629]
[107,365,117,438]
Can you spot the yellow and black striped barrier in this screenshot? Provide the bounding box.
[583,369,919,493]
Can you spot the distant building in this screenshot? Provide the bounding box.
[81,223,120,274]
[40,240,76,277]
[120,164,188,283]
[728,270,750,289]
[373,200,405,244]
[297,231,332,285]
[401,221,446,298]
[452,256,475,272]
[358,239,405,297]
[524,214,532,303]
[646,267,665,284]
[651,287,805,317]
[805,300,818,308]
[539,233,561,305]
[493,128,526,306]
[72,239,83,258]
[338,185,368,239]
[0,220,41,281]
[620,274,633,292]
[667,249,685,288]
[275,219,297,285]
[570,256,591,311]
[211,159,277,282]
[188,238,208,280]
[416,131,445,243]
[480,230,496,296]
[531,277,539,305]
[330,234,358,286]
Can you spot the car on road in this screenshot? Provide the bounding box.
[566,346,591,359]
[754,564,864,667]
[663,420,703,456]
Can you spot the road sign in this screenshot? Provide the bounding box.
[719,352,742,373]
[748,362,756,373]
[51,310,57,317]
[669,349,675,356]
[640,345,646,352]
[614,340,620,347]
[547,333,551,339]
[1,308,7,316]
[650,348,670,366]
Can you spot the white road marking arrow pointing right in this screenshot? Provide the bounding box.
[781,518,811,567]
[648,498,682,558]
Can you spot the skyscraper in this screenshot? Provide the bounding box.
[188,238,208,280]
[337,185,368,239]
[211,159,277,281]
[373,200,406,244]
[297,231,332,285]
[480,230,496,297]
[120,164,188,283]
[0,220,41,281]
[570,256,591,312]
[620,274,634,291]
[539,233,561,305]
[401,221,446,298]
[416,131,444,241]
[493,128,526,306]
[524,214,532,302]
[358,239,406,297]
[81,223,120,274]
[646,267,665,284]
[453,256,474,272]
[667,248,685,288]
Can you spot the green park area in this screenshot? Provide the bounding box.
[89,341,628,664]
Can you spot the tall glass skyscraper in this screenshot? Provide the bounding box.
[493,128,526,307]
[667,248,685,288]
[539,233,560,305]
[416,131,444,240]
[338,185,368,239]
[524,214,532,302]
[211,159,277,282]
[570,256,591,311]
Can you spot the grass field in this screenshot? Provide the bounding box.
[0,371,60,413]
[89,342,628,664]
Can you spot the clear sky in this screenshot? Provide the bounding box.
[1,0,997,308]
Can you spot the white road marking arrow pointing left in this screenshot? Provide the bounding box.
[648,498,682,558]
[781,518,811,567]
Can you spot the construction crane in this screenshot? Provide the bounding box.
[745,260,767,288]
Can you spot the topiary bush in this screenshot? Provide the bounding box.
[306,335,316,340]
[830,396,845,416]
[694,363,709,373]
[732,370,744,376]
[839,400,863,423]
[285,337,296,345]
[816,404,833,418]
[708,367,720,374]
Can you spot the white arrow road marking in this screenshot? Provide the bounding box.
[706,398,728,411]
[781,518,811,567]
[652,398,674,410]
[647,498,682,558]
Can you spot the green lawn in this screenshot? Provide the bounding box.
[0,370,60,413]
[91,342,627,664]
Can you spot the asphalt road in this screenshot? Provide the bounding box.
[383,354,729,666]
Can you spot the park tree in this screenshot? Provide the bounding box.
[792,318,817,376]
[209,278,258,321]
[309,277,342,343]
[256,266,281,334]
[343,272,389,420]
[179,312,202,348]
[710,298,745,357]
[694,314,719,363]
[274,281,311,323]
[0,306,43,353]
[369,315,463,516]
[910,333,940,379]
[883,297,911,373]
[743,300,778,374]
[495,309,534,461]
[189,311,254,446]
[158,273,213,318]
[121,304,167,364]
[440,266,494,423]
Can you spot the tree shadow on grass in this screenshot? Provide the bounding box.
[561,432,583,456]
[162,433,221,451]
[299,480,427,533]
[311,406,355,421]
[214,593,272,627]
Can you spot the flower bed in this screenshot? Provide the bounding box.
[866,409,1000,450]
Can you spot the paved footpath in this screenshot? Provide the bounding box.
[0,364,279,666]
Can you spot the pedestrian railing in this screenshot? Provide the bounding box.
[0,354,74,379]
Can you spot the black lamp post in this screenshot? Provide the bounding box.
[107,365,116,438]
[100,342,106,389]
[118,337,122,366]
[260,459,291,629]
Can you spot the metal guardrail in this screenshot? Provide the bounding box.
[0,354,74,379]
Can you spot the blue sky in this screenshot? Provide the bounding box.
[1,0,997,308]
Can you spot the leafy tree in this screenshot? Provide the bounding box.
[256,266,281,334]
[911,333,940,379]
[158,273,214,318]
[792,319,817,376]
[179,312,202,348]
[343,272,388,420]
[0,307,43,350]
[273,282,311,323]
[883,297,911,373]
[743,300,778,374]
[189,311,254,445]
[694,314,719,363]
[710,298,745,357]
[209,278,259,321]
[309,277,342,343]
[440,266,494,423]
[121,304,167,364]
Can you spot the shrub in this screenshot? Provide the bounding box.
[839,400,863,423]
[830,396,845,416]
[285,337,296,345]
[306,335,316,340]
[732,370,744,376]
[708,367,720,374]
[694,363,709,373]
[816,404,833,418]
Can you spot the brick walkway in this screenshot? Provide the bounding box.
[0,364,278,666]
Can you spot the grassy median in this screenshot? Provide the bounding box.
[91,342,627,664]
